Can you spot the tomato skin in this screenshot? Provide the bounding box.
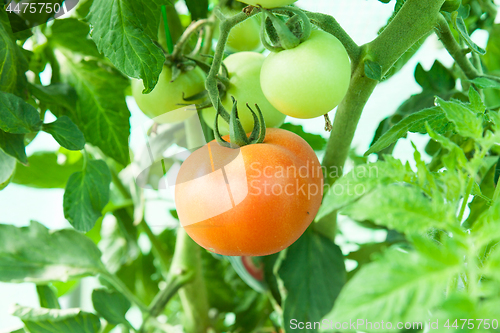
[132,66,205,123]
[237,0,297,8]
[225,10,262,52]
[175,128,323,256]
[260,30,351,119]
[202,52,286,135]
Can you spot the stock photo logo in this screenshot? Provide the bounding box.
[133,106,324,256]
[4,0,80,33]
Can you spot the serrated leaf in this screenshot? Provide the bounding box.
[48,18,101,58]
[43,116,85,151]
[92,288,131,325]
[364,59,382,81]
[316,158,413,221]
[0,221,104,283]
[473,201,500,247]
[0,91,42,134]
[277,230,345,333]
[185,0,209,21]
[12,305,101,333]
[56,58,130,165]
[426,123,468,169]
[468,86,485,113]
[87,0,167,93]
[280,123,327,151]
[0,148,16,190]
[366,107,452,155]
[469,77,500,89]
[436,97,483,139]
[323,239,462,332]
[414,61,455,93]
[29,83,78,112]
[0,129,28,165]
[64,160,111,232]
[13,151,83,188]
[452,13,486,55]
[340,184,454,234]
[36,285,60,309]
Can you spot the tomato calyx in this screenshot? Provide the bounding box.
[214,97,267,148]
[260,6,311,52]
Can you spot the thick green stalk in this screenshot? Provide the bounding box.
[171,115,210,333]
[315,0,446,240]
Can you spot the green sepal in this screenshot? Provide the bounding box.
[214,102,231,148]
[229,97,250,148]
[263,10,299,50]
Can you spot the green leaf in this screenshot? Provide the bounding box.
[323,238,462,331]
[0,9,28,95]
[277,230,345,333]
[36,285,60,309]
[484,24,500,72]
[64,160,111,232]
[43,116,85,151]
[0,149,16,190]
[440,0,461,12]
[340,184,454,234]
[473,201,500,247]
[12,305,101,333]
[87,0,167,93]
[426,123,468,170]
[365,107,452,155]
[185,0,209,20]
[452,13,486,55]
[436,97,483,140]
[56,58,130,165]
[47,18,101,57]
[0,221,104,283]
[91,288,131,326]
[280,123,327,151]
[0,130,28,165]
[29,83,78,112]
[317,158,413,221]
[468,86,485,113]
[468,76,500,89]
[0,91,42,134]
[364,59,382,81]
[414,61,455,93]
[13,151,84,188]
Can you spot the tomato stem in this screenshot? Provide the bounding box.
[435,14,479,80]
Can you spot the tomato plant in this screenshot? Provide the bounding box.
[2,1,500,333]
[132,65,206,123]
[260,30,351,119]
[202,52,286,134]
[175,128,323,256]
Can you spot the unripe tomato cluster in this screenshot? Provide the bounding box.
[131,5,351,256]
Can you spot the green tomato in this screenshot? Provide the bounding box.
[202,52,286,135]
[132,66,206,123]
[225,10,262,53]
[260,30,351,119]
[237,0,297,8]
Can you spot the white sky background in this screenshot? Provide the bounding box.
[0,0,494,330]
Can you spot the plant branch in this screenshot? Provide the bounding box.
[316,0,446,240]
[458,176,474,223]
[303,10,361,62]
[369,0,446,74]
[435,14,480,80]
[171,19,211,61]
[206,7,260,124]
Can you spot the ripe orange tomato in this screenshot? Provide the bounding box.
[175,128,323,256]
